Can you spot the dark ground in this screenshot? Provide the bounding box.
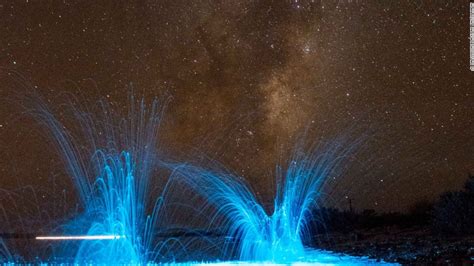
[314,226,474,265]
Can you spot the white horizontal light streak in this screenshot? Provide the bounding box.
[36,235,124,240]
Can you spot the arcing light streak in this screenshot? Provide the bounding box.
[21,87,374,264]
[25,93,175,263]
[36,235,124,240]
[167,135,361,262]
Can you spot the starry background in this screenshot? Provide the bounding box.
[0,1,472,215]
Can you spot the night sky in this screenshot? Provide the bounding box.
[0,1,472,214]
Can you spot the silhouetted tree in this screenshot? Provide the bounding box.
[432,174,474,235]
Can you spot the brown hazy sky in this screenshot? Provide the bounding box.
[0,1,473,214]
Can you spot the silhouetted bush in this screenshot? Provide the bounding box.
[406,200,432,226]
[309,205,432,236]
[432,174,474,235]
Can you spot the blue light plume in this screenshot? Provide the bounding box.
[2,88,395,264]
[167,135,361,263]
[24,92,171,263]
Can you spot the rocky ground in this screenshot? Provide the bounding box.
[313,226,474,265]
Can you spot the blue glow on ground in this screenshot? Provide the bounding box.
[0,249,397,265]
[174,248,396,265]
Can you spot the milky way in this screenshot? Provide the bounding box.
[0,1,472,214]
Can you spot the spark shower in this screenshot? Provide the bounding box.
[0,91,394,265]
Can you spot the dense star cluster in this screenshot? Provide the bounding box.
[0,1,472,214]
